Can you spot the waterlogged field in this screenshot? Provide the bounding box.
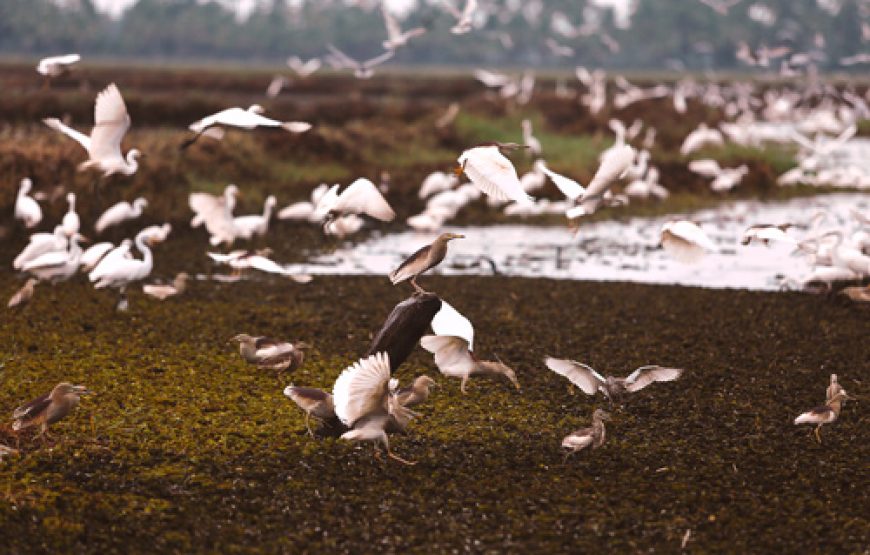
[0,63,868,552]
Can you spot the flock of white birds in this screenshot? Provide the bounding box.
[6,0,868,461]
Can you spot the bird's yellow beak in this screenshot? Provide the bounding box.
[453,164,465,177]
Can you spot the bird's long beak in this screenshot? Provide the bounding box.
[453,164,464,177]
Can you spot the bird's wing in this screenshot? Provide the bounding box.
[459,146,532,203]
[544,357,605,395]
[382,5,401,41]
[624,365,684,392]
[473,69,510,88]
[12,393,51,421]
[583,144,635,200]
[363,50,395,69]
[665,221,717,252]
[247,255,288,275]
[332,352,391,427]
[540,164,585,200]
[326,44,358,68]
[461,0,478,19]
[43,118,91,151]
[95,202,129,232]
[312,184,341,220]
[22,249,70,271]
[431,300,474,350]
[277,201,314,221]
[688,159,722,178]
[389,243,432,284]
[420,335,473,377]
[831,123,857,149]
[333,178,396,221]
[88,83,130,162]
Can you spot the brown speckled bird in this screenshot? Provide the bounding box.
[230,334,309,372]
[562,409,609,459]
[283,385,336,436]
[794,391,850,443]
[393,375,438,407]
[12,382,91,439]
[389,233,464,293]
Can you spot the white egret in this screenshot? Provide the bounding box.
[80,241,123,272]
[740,224,797,246]
[36,54,81,77]
[418,171,459,199]
[287,56,321,78]
[13,226,68,270]
[43,83,142,177]
[184,105,311,148]
[325,45,394,79]
[680,124,724,156]
[660,220,718,262]
[332,352,418,465]
[15,178,42,228]
[94,197,147,234]
[62,193,80,237]
[233,195,276,240]
[457,143,533,204]
[381,5,427,50]
[521,119,542,156]
[316,178,396,223]
[22,233,87,283]
[89,228,161,310]
[443,0,477,34]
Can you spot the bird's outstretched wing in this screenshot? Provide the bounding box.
[333,352,391,427]
[459,146,532,203]
[624,365,683,392]
[544,357,605,395]
[420,335,473,377]
[89,83,130,162]
[540,163,585,201]
[430,300,474,350]
[12,393,51,423]
[333,178,395,221]
[43,118,91,151]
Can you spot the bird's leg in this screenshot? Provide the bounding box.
[460,376,469,395]
[387,449,418,466]
[410,277,426,294]
[814,425,823,444]
[304,412,314,438]
[562,450,574,464]
[373,446,385,464]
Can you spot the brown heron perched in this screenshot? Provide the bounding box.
[283,386,336,436]
[230,334,309,372]
[826,374,845,403]
[12,383,91,438]
[545,357,683,404]
[562,409,610,459]
[333,352,418,465]
[393,376,438,407]
[389,233,464,293]
[794,391,850,443]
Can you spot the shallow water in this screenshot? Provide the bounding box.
[282,193,869,291]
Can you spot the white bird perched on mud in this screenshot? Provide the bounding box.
[381,5,427,50]
[316,178,396,224]
[283,385,336,436]
[184,105,311,148]
[7,278,38,309]
[420,301,520,393]
[143,273,189,301]
[332,352,418,465]
[419,171,459,199]
[389,233,464,293]
[233,195,276,240]
[545,358,683,403]
[36,53,81,77]
[15,178,42,228]
[794,391,850,443]
[521,119,542,156]
[277,184,330,222]
[22,233,87,283]
[287,56,321,78]
[457,143,534,204]
[562,409,609,458]
[62,193,80,237]
[443,0,477,34]
[43,83,142,177]
[325,44,394,79]
[680,123,724,155]
[13,226,68,270]
[89,228,162,310]
[95,197,147,234]
[740,224,797,246]
[689,159,749,192]
[660,220,718,262]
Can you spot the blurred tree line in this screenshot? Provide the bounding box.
[0,0,866,70]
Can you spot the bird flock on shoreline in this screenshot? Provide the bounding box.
[4,0,867,464]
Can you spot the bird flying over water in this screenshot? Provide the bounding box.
[457,143,534,204]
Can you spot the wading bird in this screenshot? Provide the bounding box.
[89,228,161,310]
[283,385,336,436]
[287,56,321,78]
[741,223,797,246]
[443,0,477,34]
[794,391,850,443]
[393,376,438,407]
[316,178,396,225]
[389,233,464,293]
[143,273,189,300]
[545,357,684,403]
[381,5,427,50]
[184,105,311,149]
[333,352,418,465]
[12,383,91,439]
[15,178,42,228]
[233,195,276,240]
[660,220,718,262]
[562,409,609,458]
[62,193,80,237]
[13,226,68,270]
[457,143,533,204]
[230,334,308,372]
[95,198,148,234]
[43,83,142,177]
[22,233,87,283]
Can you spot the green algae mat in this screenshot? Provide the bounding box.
[0,272,867,553]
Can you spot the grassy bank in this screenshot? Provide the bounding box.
[0,268,867,553]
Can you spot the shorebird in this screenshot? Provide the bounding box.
[660,220,718,262]
[233,195,276,240]
[283,386,336,436]
[43,83,142,177]
[315,178,396,225]
[7,278,38,309]
[457,143,534,204]
[22,233,87,283]
[393,376,438,407]
[12,383,91,439]
[79,241,123,273]
[562,409,609,459]
[545,357,684,403]
[794,391,850,443]
[143,273,189,300]
[89,228,162,310]
[333,352,418,465]
[95,198,148,234]
[230,334,308,372]
[13,226,68,270]
[15,178,42,228]
[389,232,464,293]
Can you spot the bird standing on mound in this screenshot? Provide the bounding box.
[283,386,337,437]
[389,233,464,293]
[562,409,609,459]
[12,383,91,440]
